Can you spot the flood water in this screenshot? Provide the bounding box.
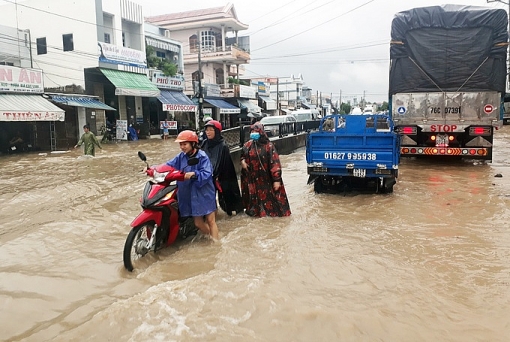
[1,128,510,342]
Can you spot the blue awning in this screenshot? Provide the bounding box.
[158,90,197,111]
[204,98,240,114]
[49,95,116,111]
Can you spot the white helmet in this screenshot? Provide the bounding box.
[204,116,213,122]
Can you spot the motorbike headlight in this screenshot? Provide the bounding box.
[153,171,168,183]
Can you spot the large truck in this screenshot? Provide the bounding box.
[306,114,400,193]
[389,5,508,160]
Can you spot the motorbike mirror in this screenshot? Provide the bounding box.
[138,151,147,162]
[188,157,199,166]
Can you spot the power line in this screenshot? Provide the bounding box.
[248,0,336,36]
[252,0,377,52]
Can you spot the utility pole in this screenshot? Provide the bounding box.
[339,89,342,113]
[276,78,280,115]
[197,30,204,129]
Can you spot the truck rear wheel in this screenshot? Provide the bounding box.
[314,177,324,193]
[381,177,395,194]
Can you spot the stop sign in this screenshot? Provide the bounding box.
[484,104,494,114]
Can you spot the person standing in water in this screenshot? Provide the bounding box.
[200,120,244,216]
[240,122,291,217]
[74,124,102,156]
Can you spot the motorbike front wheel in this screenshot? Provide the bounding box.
[123,222,154,272]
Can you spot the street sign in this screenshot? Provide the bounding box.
[484,104,494,114]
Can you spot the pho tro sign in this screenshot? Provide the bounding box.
[152,72,185,91]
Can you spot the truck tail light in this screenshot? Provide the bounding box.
[469,127,491,136]
[401,126,416,135]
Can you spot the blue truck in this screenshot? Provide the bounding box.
[306,114,400,193]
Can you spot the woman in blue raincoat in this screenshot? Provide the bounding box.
[165,130,219,240]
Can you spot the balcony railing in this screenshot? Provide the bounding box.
[184,45,250,63]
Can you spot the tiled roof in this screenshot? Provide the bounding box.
[146,4,231,23]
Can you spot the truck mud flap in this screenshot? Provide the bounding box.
[307,175,318,185]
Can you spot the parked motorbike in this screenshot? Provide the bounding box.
[123,151,198,272]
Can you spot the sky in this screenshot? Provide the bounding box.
[138,0,508,103]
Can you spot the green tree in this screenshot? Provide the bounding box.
[145,45,178,76]
[340,103,351,114]
[379,101,389,111]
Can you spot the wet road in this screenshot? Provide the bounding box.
[1,129,510,341]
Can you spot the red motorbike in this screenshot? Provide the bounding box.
[123,151,198,272]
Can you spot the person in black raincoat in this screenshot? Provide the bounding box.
[200,120,244,216]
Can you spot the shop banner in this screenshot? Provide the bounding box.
[162,104,197,112]
[98,42,147,68]
[159,121,178,130]
[152,72,185,91]
[116,120,128,141]
[0,66,44,93]
[0,110,64,121]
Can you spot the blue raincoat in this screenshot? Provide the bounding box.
[166,150,217,217]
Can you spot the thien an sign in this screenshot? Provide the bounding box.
[0,111,65,121]
[0,66,44,93]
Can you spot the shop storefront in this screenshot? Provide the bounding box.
[47,94,116,144]
[150,73,197,133]
[203,98,240,129]
[0,66,67,153]
[0,94,65,153]
[237,98,263,123]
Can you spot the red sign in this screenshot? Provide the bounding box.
[430,124,458,132]
[484,104,494,114]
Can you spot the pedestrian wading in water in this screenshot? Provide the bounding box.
[165,130,219,240]
[74,124,102,156]
[200,120,244,216]
[240,122,291,217]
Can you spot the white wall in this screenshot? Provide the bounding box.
[0,0,99,89]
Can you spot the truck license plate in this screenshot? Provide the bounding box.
[353,169,366,178]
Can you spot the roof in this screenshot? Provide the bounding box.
[145,3,248,31]
[48,94,116,111]
[0,94,65,121]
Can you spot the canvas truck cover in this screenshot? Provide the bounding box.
[389,5,508,94]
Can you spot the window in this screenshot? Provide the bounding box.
[189,34,198,53]
[36,37,47,55]
[156,51,166,58]
[122,32,125,47]
[200,30,216,52]
[0,62,14,66]
[63,34,74,52]
[104,33,111,44]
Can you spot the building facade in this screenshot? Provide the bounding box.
[0,0,162,150]
[146,3,252,127]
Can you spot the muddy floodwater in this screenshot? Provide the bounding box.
[1,128,510,342]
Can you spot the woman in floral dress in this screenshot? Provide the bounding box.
[240,122,291,217]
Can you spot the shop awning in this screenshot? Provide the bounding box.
[301,102,316,110]
[259,96,277,110]
[0,94,65,121]
[158,90,197,112]
[238,99,262,115]
[204,98,240,114]
[48,94,116,111]
[100,68,160,97]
